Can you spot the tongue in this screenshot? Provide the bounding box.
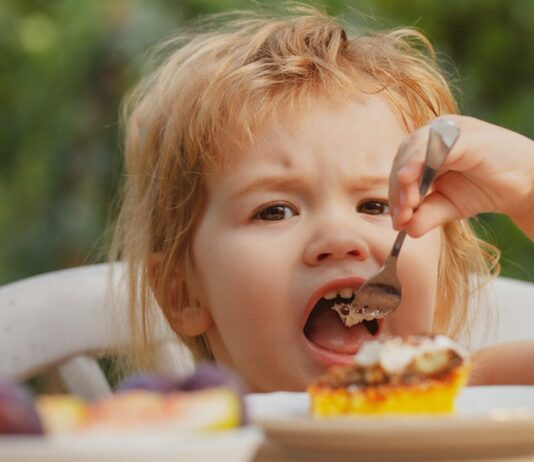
[304,305,372,355]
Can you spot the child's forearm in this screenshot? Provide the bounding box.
[470,341,534,386]
[510,190,534,241]
[510,151,534,240]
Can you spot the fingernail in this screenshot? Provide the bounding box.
[398,165,412,177]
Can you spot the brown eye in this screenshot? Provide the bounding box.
[357,199,389,216]
[253,203,297,221]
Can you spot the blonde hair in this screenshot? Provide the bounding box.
[111,6,499,369]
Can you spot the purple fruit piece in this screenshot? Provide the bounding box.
[179,363,246,393]
[0,378,44,435]
[115,373,179,394]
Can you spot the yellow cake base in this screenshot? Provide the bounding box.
[308,366,469,417]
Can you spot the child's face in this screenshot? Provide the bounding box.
[191,96,441,391]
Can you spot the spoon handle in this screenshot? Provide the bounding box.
[390,231,407,258]
[389,119,460,260]
[420,119,460,195]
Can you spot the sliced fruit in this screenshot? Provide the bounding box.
[0,378,44,435]
[35,395,89,434]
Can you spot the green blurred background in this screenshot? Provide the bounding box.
[1,0,533,285]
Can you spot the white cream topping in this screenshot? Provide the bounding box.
[353,335,468,374]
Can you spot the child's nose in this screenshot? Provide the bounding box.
[303,227,371,266]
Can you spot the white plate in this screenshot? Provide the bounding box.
[0,427,263,462]
[247,386,534,461]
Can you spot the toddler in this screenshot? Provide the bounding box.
[111,7,534,391]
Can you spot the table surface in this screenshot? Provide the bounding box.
[252,441,534,462]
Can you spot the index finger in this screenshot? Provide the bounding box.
[389,128,428,227]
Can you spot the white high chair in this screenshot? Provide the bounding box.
[468,275,534,348]
[0,264,532,400]
[0,263,194,400]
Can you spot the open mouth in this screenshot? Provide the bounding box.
[303,289,380,356]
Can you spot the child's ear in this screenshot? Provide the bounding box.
[168,303,213,337]
[148,253,213,337]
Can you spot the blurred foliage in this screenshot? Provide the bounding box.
[1,0,533,284]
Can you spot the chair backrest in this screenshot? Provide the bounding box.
[470,276,534,347]
[0,263,194,400]
[1,265,532,399]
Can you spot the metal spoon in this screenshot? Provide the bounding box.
[339,119,460,326]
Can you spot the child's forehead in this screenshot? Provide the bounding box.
[212,92,405,167]
[204,94,407,191]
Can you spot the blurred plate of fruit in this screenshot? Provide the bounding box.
[0,364,263,462]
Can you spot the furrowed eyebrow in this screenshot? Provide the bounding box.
[230,174,389,201]
[349,176,389,190]
[230,176,308,201]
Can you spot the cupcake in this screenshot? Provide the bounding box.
[308,334,470,416]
